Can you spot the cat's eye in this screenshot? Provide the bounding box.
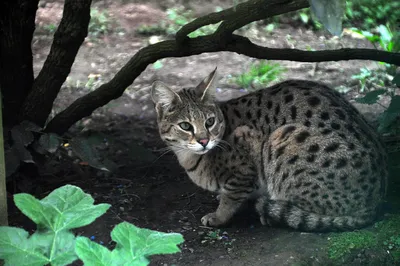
[179,122,192,131]
[205,117,215,127]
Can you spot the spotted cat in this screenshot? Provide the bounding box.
[151,68,388,232]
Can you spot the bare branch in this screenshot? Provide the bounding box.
[19,0,92,127]
[45,34,400,135]
[176,0,309,43]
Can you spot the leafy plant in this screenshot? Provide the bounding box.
[355,89,400,134]
[0,185,184,266]
[344,0,400,30]
[136,6,221,38]
[349,23,400,134]
[5,121,156,181]
[289,9,323,30]
[349,24,399,75]
[232,61,286,91]
[89,8,112,37]
[351,67,390,92]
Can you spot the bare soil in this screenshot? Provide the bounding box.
[7,1,400,265]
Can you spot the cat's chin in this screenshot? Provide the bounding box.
[194,150,210,155]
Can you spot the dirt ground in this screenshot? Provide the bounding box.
[7,0,400,265]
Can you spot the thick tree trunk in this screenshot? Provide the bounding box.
[0,0,38,127]
[20,0,92,127]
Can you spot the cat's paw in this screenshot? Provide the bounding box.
[201,212,225,227]
[259,216,273,227]
[234,125,253,139]
[234,125,261,140]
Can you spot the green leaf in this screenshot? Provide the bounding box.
[393,73,400,87]
[0,227,49,266]
[355,89,386,104]
[19,120,42,133]
[377,25,392,44]
[14,185,110,231]
[11,125,34,146]
[111,222,184,260]
[13,193,54,228]
[38,133,61,153]
[378,95,400,133]
[29,231,77,266]
[75,237,114,266]
[153,60,163,70]
[70,137,111,171]
[10,124,35,163]
[309,0,345,36]
[299,12,309,24]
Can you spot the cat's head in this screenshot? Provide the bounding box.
[151,68,225,154]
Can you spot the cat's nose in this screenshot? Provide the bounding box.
[198,138,209,147]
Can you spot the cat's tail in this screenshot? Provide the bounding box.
[255,197,377,232]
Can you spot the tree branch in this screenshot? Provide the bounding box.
[19,0,92,127]
[176,0,309,43]
[45,33,400,135]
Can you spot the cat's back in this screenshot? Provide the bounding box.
[221,79,387,191]
[221,79,384,151]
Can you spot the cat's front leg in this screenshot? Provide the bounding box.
[201,193,247,227]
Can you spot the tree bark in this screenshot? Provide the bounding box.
[0,0,39,126]
[0,89,8,226]
[19,0,92,127]
[44,35,400,135]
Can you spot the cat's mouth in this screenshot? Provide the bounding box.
[188,143,215,154]
[193,148,211,155]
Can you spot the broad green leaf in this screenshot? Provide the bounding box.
[14,185,110,231]
[70,137,111,171]
[29,231,77,266]
[14,144,35,164]
[0,227,49,266]
[111,222,184,259]
[377,25,392,45]
[19,120,42,132]
[393,73,400,87]
[112,248,149,266]
[75,237,114,266]
[11,125,34,146]
[378,95,400,133]
[40,185,111,230]
[299,12,309,24]
[309,0,344,36]
[14,193,56,229]
[38,133,61,153]
[354,89,386,105]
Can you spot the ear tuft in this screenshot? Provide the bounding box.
[151,81,181,108]
[196,67,218,102]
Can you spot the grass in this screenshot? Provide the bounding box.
[232,61,286,91]
[328,214,400,262]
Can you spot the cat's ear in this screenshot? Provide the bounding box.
[196,67,218,103]
[151,81,181,109]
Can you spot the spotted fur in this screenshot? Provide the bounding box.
[151,68,388,232]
